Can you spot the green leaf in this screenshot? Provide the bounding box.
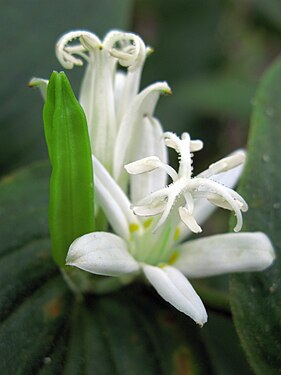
[201,312,253,375]
[44,72,95,266]
[0,162,212,375]
[229,57,281,374]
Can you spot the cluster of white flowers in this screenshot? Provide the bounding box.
[33,30,274,326]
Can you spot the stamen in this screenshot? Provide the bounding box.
[126,131,247,234]
[190,140,203,152]
[189,178,245,232]
[125,156,178,182]
[163,132,181,152]
[179,207,202,233]
[183,192,194,214]
[132,188,168,216]
[152,186,181,232]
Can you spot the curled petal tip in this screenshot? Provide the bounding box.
[162,83,172,95]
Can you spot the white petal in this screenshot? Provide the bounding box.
[198,150,246,179]
[79,56,97,129]
[213,165,244,188]
[93,156,140,240]
[115,69,143,125]
[151,117,168,167]
[114,71,127,117]
[80,50,117,170]
[128,117,172,203]
[142,264,207,326]
[29,78,48,100]
[94,156,138,223]
[113,81,171,187]
[94,175,129,240]
[66,232,140,276]
[174,232,275,278]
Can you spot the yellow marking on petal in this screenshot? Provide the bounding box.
[143,218,153,229]
[158,262,167,269]
[129,223,140,233]
[173,227,181,242]
[146,47,154,56]
[163,87,172,95]
[168,251,180,265]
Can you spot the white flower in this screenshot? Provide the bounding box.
[66,135,274,326]
[34,29,275,326]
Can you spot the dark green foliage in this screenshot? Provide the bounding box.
[230,57,281,374]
